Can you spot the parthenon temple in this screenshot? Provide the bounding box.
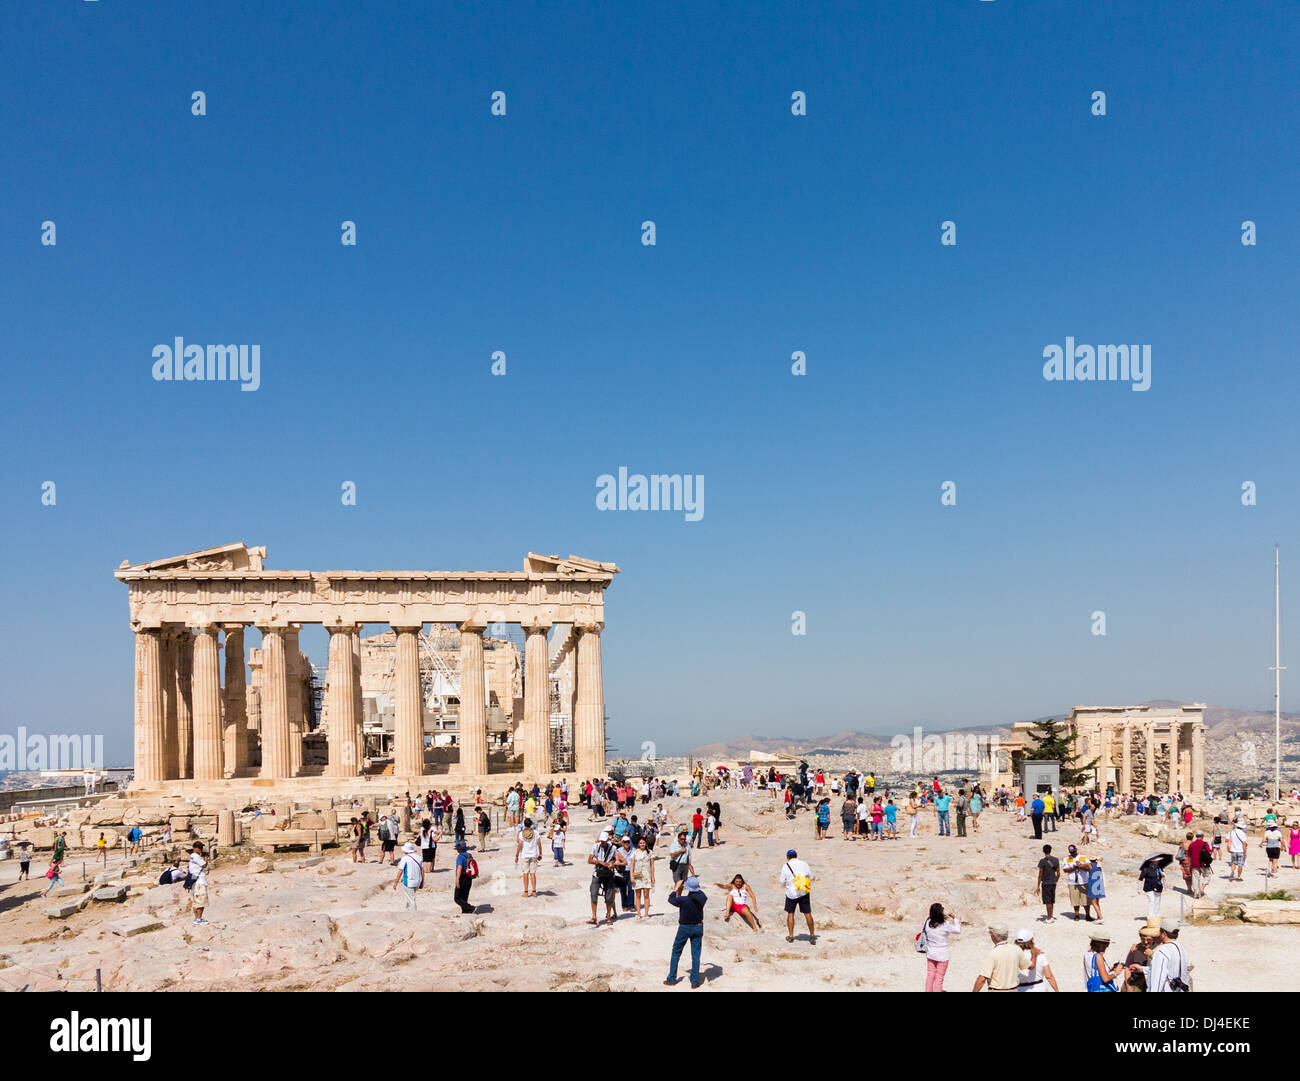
[117,544,618,790]
[992,704,1206,797]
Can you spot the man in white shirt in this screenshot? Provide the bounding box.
[188,842,209,925]
[779,848,816,945]
[515,817,543,897]
[392,841,423,911]
[1144,920,1190,992]
[1227,823,1248,880]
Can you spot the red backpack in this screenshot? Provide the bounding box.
[466,857,479,879]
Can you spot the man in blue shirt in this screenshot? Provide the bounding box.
[935,791,952,836]
[1030,794,1046,839]
[664,876,708,988]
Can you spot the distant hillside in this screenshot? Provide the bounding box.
[689,702,1300,788]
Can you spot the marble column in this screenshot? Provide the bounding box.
[458,622,488,776]
[1191,722,1206,799]
[285,626,303,776]
[351,630,364,769]
[523,622,552,776]
[246,684,262,767]
[574,622,606,779]
[327,625,360,777]
[222,626,248,775]
[1097,722,1112,791]
[191,625,224,780]
[133,628,166,782]
[259,627,292,779]
[1169,722,1182,794]
[394,626,424,779]
[1144,723,1156,795]
[161,631,179,778]
[174,630,194,778]
[1120,723,1133,795]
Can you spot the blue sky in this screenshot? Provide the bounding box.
[3,1,1298,765]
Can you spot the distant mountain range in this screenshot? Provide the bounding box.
[688,701,1300,786]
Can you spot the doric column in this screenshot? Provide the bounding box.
[1097,722,1112,791]
[173,629,194,779]
[458,622,488,776]
[222,626,248,775]
[133,628,166,782]
[1120,722,1133,795]
[523,621,552,776]
[285,626,303,776]
[394,626,424,779]
[351,629,364,769]
[246,684,262,766]
[1191,722,1206,799]
[1144,723,1156,794]
[1168,721,1181,794]
[574,621,606,779]
[161,632,179,778]
[327,624,360,777]
[191,624,224,781]
[259,627,291,779]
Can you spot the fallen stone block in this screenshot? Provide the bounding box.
[247,857,271,873]
[110,914,165,937]
[298,856,324,869]
[46,896,91,918]
[51,884,90,898]
[1239,900,1300,925]
[92,885,128,902]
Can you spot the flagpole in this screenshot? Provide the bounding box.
[1270,545,1284,801]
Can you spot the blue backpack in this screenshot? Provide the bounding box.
[1085,952,1117,992]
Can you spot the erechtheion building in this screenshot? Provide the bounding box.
[117,544,618,791]
[986,704,1206,797]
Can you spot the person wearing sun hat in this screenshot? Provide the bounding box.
[1013,928,1058,992]
[392,841,423,911]
[973,923,1026,991]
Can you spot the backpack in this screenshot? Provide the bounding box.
[158,869,173,885]
[465,857,479,879]
[914,922,929,954]
[1198,844,1213,868]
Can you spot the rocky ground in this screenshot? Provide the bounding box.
[1,793,1297,992]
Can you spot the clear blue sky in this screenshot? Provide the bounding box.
[3,2,1297,765]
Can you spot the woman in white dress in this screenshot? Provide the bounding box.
[1014,930,1058,991]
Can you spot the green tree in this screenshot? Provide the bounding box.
[1017,717,1099,787]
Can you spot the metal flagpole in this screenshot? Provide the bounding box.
[1270,545,1285,801]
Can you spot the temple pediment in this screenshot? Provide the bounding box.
[524,552,620,576]
[118,542,267,574]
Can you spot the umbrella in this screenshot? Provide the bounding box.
[1139,852,1173,869]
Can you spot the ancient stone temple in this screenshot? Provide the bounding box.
[989,704,1206,798]
[117,544,618,789]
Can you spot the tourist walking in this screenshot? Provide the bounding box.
[1087,856,1106,922]
[418,819,440,875]
[453,841,478,913]
[1187,830,1211,898]
[1030,793,1045,839]
[1139,855,1165,919]
[664,876,708,988]
[40,857,64,897]
[935,790,952,836]
[972,923,1026,992]
[1289,822,1300,869]
[17,841,31,880]
[1083,931,1122,991]
[515,817,541,897]
[630,836,655,917]
[1144,920,1190,992]
[1014,929,1058,992]
[907,793,920,837]
[919,902,960,992]
[1261,823,1283,874]
[188,842,209,925]
[954,789,968,837]
[350,817,366,863]
[668,826,693,886]
[779,848,816,944]
[392,841,422,910]
[548,819,566,866]
[587,830,624,925]
[1063,845,1093,921]
[1035,844,1059,923]
[969,789,983,833]
[475,807,492,852]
